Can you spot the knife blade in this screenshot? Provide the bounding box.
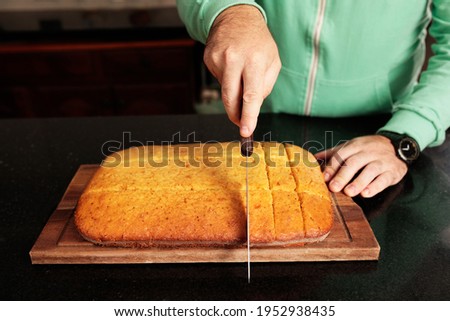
[240,135,253,283]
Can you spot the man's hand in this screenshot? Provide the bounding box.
[314,135,408,198]
[204,5,281,137]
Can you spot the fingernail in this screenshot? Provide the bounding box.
[362,188,370,197]
[324,172,331,182]
[330,181,340,191]
[345,185,355,196]
[241,126,249,137]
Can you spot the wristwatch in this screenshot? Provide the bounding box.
[377,131,420,165]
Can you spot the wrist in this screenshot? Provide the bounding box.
[212,4,265,29]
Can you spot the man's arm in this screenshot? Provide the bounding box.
[378,0,450,149]
[316,0,450,198]
[176,1,281,137]
[176,0,266,44]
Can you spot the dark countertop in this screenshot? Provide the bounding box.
[0,113,449,300]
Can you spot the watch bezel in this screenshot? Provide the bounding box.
[397,136,420,163]
[377,131,420,165]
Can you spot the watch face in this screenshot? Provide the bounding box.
[398,137,420,162]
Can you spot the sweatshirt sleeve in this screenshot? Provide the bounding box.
[379,0,450,150]
[176,0,267,44]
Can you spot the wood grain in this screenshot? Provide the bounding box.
[30,165,380,264]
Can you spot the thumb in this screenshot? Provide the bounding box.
[314,148,334,161]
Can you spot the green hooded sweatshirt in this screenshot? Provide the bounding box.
[176,0,450,150]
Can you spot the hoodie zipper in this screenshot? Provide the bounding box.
[304,0,327,116]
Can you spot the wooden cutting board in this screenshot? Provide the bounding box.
[30,165,380,264]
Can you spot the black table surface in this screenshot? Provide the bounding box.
[1,113,449,300]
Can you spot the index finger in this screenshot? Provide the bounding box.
[221,63,244,126]
[240,62,265,137]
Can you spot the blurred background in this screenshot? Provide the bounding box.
[0,0,224,118]
[0,0,433,119]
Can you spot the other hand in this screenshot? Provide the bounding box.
[204,5,281,137]
[314,135,408,198]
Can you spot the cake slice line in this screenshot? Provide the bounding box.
[285,143,307,238]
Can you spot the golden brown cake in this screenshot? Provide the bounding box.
[74,141,333,247]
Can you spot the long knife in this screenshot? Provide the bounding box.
[240,134,253,283]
